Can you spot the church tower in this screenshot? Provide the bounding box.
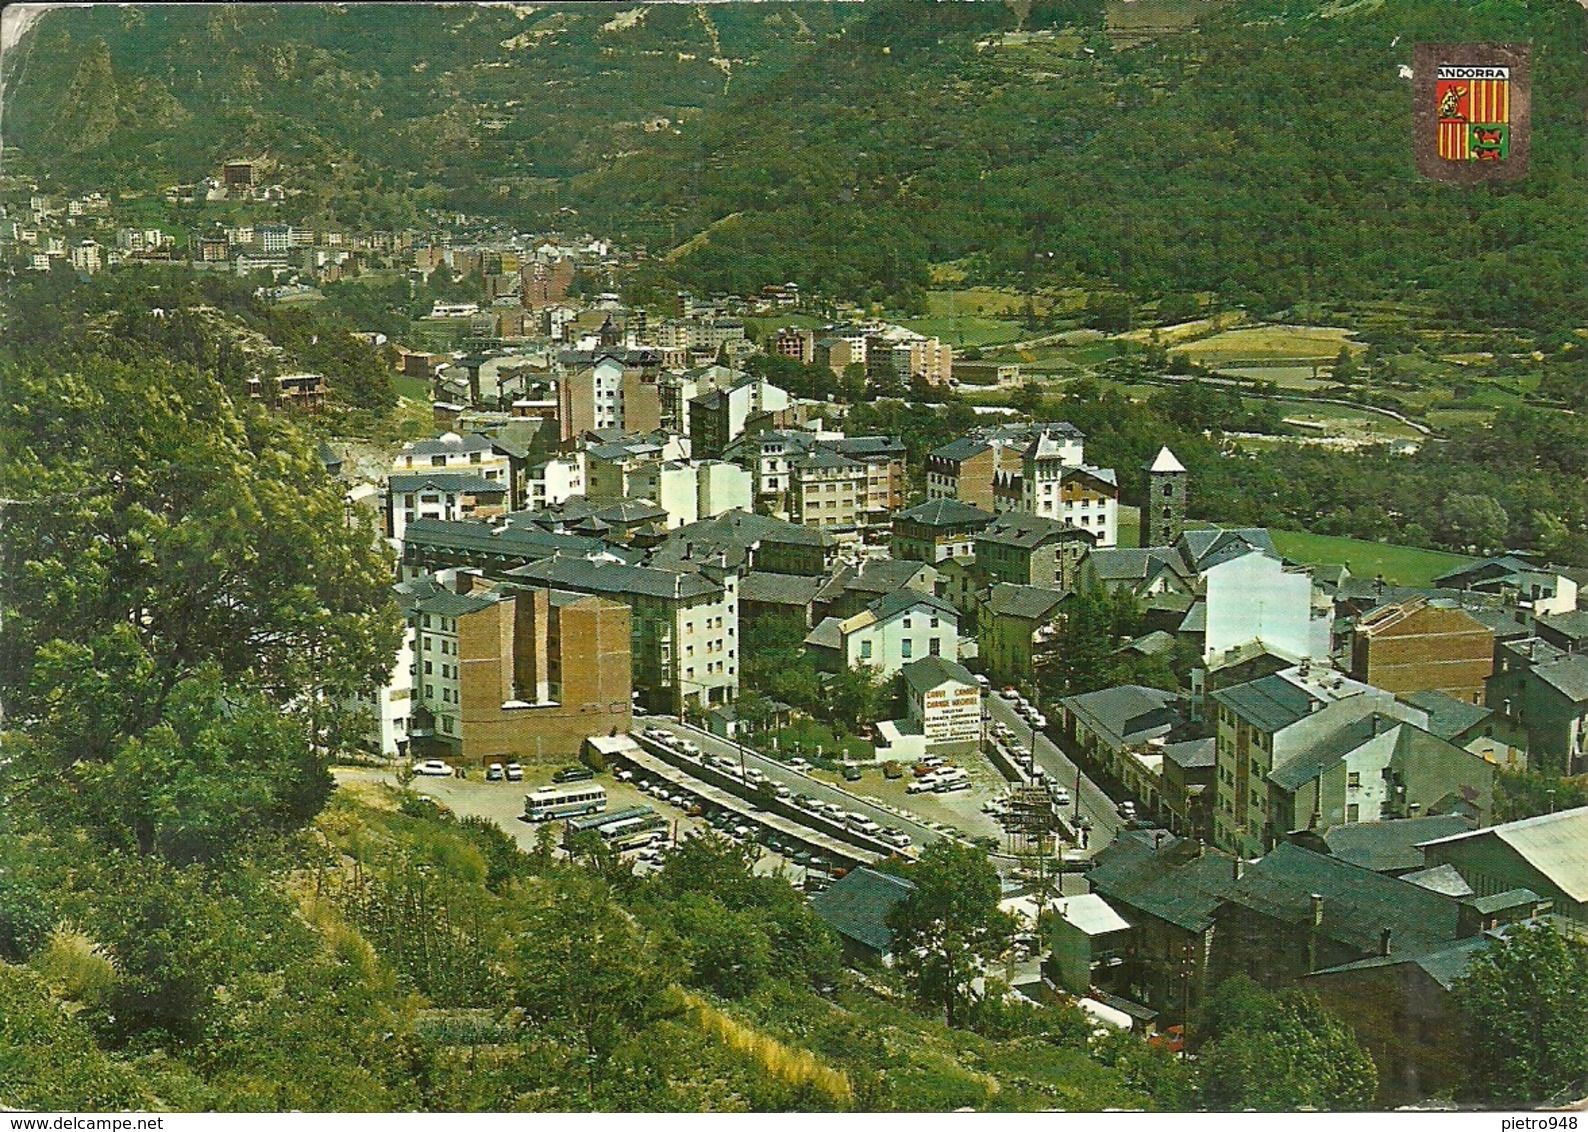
[1144,446,1187,547]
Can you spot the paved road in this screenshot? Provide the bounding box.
[986,694,1123,852]
[642,717,951,850]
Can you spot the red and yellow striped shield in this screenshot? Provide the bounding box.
[1436,64,1510,162]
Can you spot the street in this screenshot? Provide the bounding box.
[985,693,1123,852]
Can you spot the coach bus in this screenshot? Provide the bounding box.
[524,783,607,822]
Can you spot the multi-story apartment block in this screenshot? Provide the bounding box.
[1486,637,1588,775]
[556,351,663,440]
[788,448,867,531]
[392,432,512,486]
[892,499,997,564]
[386,472,508,542]
[1211,664,1418,855]
[973,511,1094,591]
[404,573,632,764]
[834,437,908,527]
[687,377,793,458]
[506,556,740,714]
[1003,427,1119,548]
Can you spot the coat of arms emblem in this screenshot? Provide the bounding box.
[1414,44,1530,183]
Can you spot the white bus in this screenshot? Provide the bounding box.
[524,784,608,822]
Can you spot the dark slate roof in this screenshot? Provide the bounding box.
[1118,629,1176,656]
[1175,527,1276,571]
[400,433,496,457]
[865,588,956,623]
[507,556,722,601]
[1161,737,1217,770]
[1403,691,1493,741]
[835,436,905,459]
[414,589,500,618]
[1060,685,1185,751]
[1084,548,1192,582]
[817,560,932,604]
[1534,655,1588,702]
[673,509,835,548]
[1212,674,1321,733]
[902,656,977,695]
[894,499,997,528]
[1085,831,1235,933]
[740,571,824,607]
[792,447,865,472]
[983,583,1068,621]
[1538,609,1588,643]
[389,472,504,495]
[977,511,1088,549]
[809,867,916,954]
[1401,863,1476,897]
[402,517,603,560]
[1309,934,1494,991]
[1224,843,1463,957]
[595,499,669,525]
[929,437,994,463]
[1315,815,1477,874]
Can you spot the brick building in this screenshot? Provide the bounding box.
[407,576,632,764]
[1350,597,1495,704]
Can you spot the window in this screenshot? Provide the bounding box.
[929,637,942,656]
[860,640,872,660]
[422,615,432,629]
[1347,772,1361,788]
[424,661,433,675]
[1347,803,1360,822]
[423,637,432,651]
[1164,482,1175,496]
[901,639,913,659]
[431,455,446,467]
[469,452,481,464]
[903,618,912,629]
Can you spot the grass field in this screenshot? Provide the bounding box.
[899,314,1027,348]
[1268,530,1472,587]
[1180,324,1361,364]
[1105,0,1227,45]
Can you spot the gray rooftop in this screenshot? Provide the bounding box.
[983,583,1068,621]
[894,499,998,529]
[902,655,977,695]
[507,556,722,601]
[1226,843,1464,958]
[1061,685,1185,751]
[740,571,824,607]
[1212,674,1322,733]
[1312,814,1477,874]
[810,867,916,954]
[1402,690,1493,741]
[389,471,504,495]
[1086,831,1235,933]
[1418,805,1588,903]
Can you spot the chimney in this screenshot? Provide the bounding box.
[1307,893,1324,972]
[1371,714,1382,736]
[1379,928,1393,957]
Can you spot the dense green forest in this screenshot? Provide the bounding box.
[1,3,859,227]
[7,1,1584,326]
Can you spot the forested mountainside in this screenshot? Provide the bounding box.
[1,3,859,222]
[7,0,1583,327]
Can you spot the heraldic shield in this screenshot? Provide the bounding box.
[1414,43,1530,183]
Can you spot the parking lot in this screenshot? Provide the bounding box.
[809,756,1010,843]
[334,764,826,884]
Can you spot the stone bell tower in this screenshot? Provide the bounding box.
[1144,446,1187,547]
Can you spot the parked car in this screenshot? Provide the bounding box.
[935,777,972,794]
[786,757,812,773]
[881,829,912,849]
[795,794,821,811]
[1051,787,1071,807]
[773,784,793,800]
[486,762,504,781]
[847,815,882,836]
[504,762,524,782]
[841,763,862,782]
[1117,800,1138,819]
[906,777,939,795]
[553,765,595,783]
[411,759,453,777]
[974,673,991,687]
